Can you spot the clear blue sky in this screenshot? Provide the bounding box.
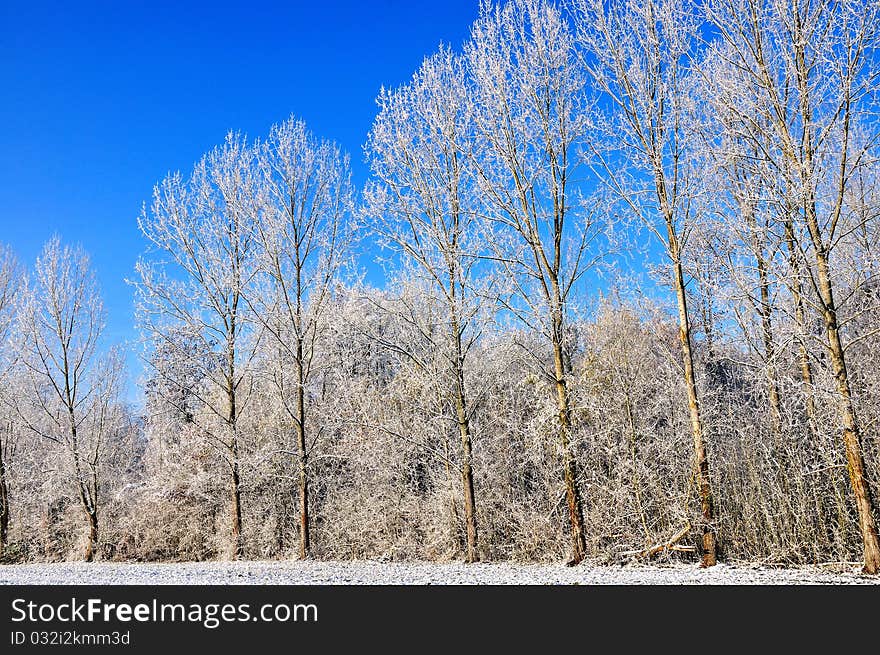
[0,0,480,401]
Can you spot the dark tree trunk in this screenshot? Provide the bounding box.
[454,375,478,563]
[226,305,245,561]
[230,456,243,560]
[228,380,244,560]
[0,444,8,558]
[751,225,782,441]
[296,350,310,559]
[83,509,98,563]
[449,303,478,563]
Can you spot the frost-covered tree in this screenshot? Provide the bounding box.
[0,244,21,558]
[572,0,720,566]
[366,47,488,562]
[464,0,601,564]
[248,116,355,558]
[17,238,123,561]
[135,133,261,559]
[702,0,880,574]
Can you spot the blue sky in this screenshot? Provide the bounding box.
[0,0,480,401]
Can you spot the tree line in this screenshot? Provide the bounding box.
[1,0,879,573]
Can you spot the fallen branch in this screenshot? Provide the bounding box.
[621,523,694,558]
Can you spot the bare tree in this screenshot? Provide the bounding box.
[248,116,355,559]
[572,0,719,565]
[17,238,122,561]
[135,133,260,559]
[366,47,488,562]
[465,0,600,564]
[704,0,880,573]
[0,245,21,558]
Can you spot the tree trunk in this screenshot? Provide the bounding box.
[669,228,718,567]
[230,455,243,560]
[295,349,310,559]
[0,443,8,559]
[226,318,244,560]
[228,386,244,560]
[454,374,478,563]
[551,317,587,565]
[83,509,98,563]
[68,417,101,564]
[449,302,478,563]
[813,247,880,574]
[797,65,880,565]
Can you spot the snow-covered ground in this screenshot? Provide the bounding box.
[1,560,876,585]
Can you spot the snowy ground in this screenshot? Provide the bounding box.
[0,560,877,585]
